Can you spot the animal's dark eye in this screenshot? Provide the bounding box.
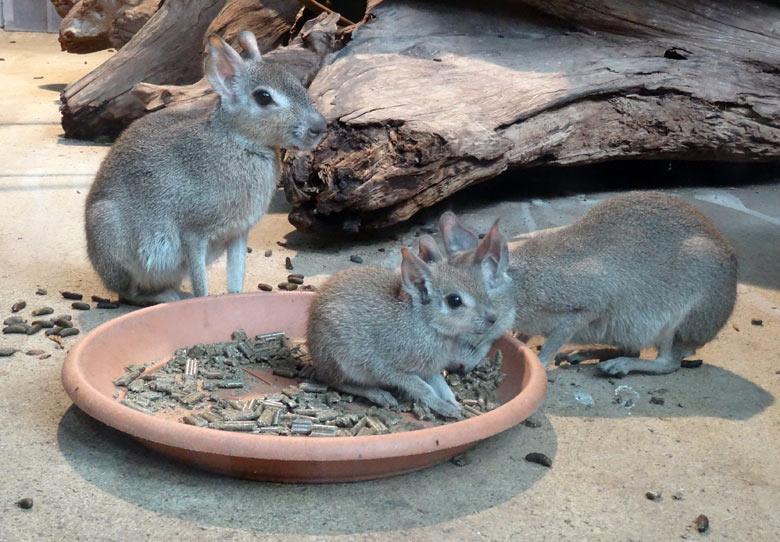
[253,89,272,106]
[446,294,462,309]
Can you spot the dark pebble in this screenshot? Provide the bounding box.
[91,295,110,303]
[450,453,471,467]
[4,316,25,325]
[695,514,709,533]
[97,301,119,309]
[645,491,662,502]
[285,257,294,270]
[16,498,33,510]
[522,418,542,428]
[277,241,288,248]
[287,276,304,285]
[378,248,385,252]
[60,328,80,338]
[26,349,45,356]
[35,288,47,295]
[11,301,26,313]
[53,317,73,328]
[524,452,552,467]
[0,348,17,357]
[301,285,317,291]
[3,324,29,334]
[264,249,272,257]
[31,307,53,316]
[258,283,273,292]
[650,396,665,405]
[246,247,253,253]
[278,282,298,291]
[681,359,703,369]
[751,318,763,326]
[350,255,363,264]
[32,319,54,329]
[61,291,83,300]
[71,302,90,310]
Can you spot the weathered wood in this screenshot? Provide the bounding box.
[284,0,780,231]
[132,12,343,113]
[59,0,300,140]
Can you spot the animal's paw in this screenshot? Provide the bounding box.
[365,389,399,409]
[554,350,590,366]
[597,357,635,377]
[428,397,462,419]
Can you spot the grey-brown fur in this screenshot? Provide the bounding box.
[306,237,508,417]
[441,192,738,376]
[85,31,326,305]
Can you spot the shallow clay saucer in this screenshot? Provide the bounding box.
[61,292,547,483]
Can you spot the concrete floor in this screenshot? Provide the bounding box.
[1,31,779,541]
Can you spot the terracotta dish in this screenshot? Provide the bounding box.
[61,292,547,483]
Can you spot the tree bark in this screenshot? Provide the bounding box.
[59,0,300,140]
[283,0,780,231]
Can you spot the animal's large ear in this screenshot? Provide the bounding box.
[237,30,262,62]
[205,34,246,106]
[439,211,479,257]
[416,234,443,264]
[473,221,509,288]
[400,247,434,305]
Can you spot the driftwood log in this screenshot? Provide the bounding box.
[284,0,780,231]
[57,0,161,53]
[58,0,780,231]
[59,0,304,139]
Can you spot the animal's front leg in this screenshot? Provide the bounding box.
[425,372,458,406]
[226,233,248,294]
[538,315,590,367]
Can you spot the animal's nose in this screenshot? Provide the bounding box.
[307,113,327,139]
[485,312,497,325]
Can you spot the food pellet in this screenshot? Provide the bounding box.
[525,452,553,467]
[0,348,16,357]
[285,257,293,270]
[60,328,80,338]
[31,307,53,316]
[61,291,83,300]
[257,283,273,291]
[695,514,709,533]
[3,324,29,334]
[11,301,26,313]
[16,498,33,510]
[72,302,90,310]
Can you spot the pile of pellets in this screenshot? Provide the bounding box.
[113,330,506,437]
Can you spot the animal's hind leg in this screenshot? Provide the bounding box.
[597,327,682,377]
[331,382,399,409]
[555,345,640,365]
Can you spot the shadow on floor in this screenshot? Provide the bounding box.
[57,407,555,535]
[537,361,774,421]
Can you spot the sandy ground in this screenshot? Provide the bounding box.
[1,31,778,541]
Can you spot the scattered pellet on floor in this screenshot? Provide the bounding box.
[97,301,119,309]
[524,452,552,467]
[61,291,83,300]
[3,324,29,334]
[11,301,26,313]
[0,348,17,357]
[681,359,703,369]
[264,249,272,257]
[71,302,90,310]
[751,318,763,326]
[91,295,110,303]
[60,328,80,337]
[4,316,25,326]
[645,491,662,502]
[258,283,273,291]
[285,257,294,270]
[695,514,709,533]
[31,307,53,316]
[25,349,45,356]
[349,255,363,264]
[16,498,33,510]
[35,288,47,295]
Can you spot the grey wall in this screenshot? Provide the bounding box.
[2,0,62,32]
